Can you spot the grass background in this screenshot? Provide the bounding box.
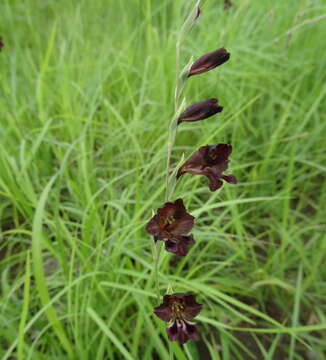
[1,0,326,359]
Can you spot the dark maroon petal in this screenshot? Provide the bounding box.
[178,98,223,124]
[210,161,229,176]
[177,146,207,178]
[182,234,195,244]
[167,320,179,341]
[205,168,223,191]
[221,174,237,184]
[0,37,4,52]
[167,320,198,344]
[184,321,199,340]
[205,144,232,165]
[157,202,177,218]
[154,199,188,220]
[172,198,188,218]
[182,303,203,321]
[165,239,189,257]
[167,320,188,344]
[154,303,173,322]
[168,214,194,235]
[164,235,194,256]
[188,48,230,77]
[208,178,223,191]
[181,295,203,320]
[146,215,163,237]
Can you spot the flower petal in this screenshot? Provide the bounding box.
[157,202,177,218]
[164,235,194,256]
[205,144,232,165]
[172,198,188,218]
[165,238,189,256]
[183,303,203,321]
[146,215,164,238]
[167,320,199,344]
[177,146,207,178]
[205,168,223,191]
[184,321,199,340]
[168,214,195,235]
[154,303,173,322]
[222,174,237,184]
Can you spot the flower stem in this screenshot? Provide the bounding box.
[165,1,201,202]
[169,342,174,360]
[153,240,162,302]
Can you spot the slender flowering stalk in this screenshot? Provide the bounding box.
[165,1,202,202]
[151,2,202,305]
[146,0,237,351]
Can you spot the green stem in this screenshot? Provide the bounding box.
[153,240,162,302]
[169,342,174,360]
[165,1,201,202]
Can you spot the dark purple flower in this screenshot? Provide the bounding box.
[146,199,195,256]
[154,293,202,344]
[0,37,4,52]
[188,48,230,77]
[178,98,223,124]
[177,144,237,191]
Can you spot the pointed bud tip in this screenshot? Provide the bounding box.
[195,7,201,20]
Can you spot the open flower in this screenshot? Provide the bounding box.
[188,48,230,77]
[178,98,223,124]
[177,144,237,191]
[154,293,202,344]
[146,199,195,256]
